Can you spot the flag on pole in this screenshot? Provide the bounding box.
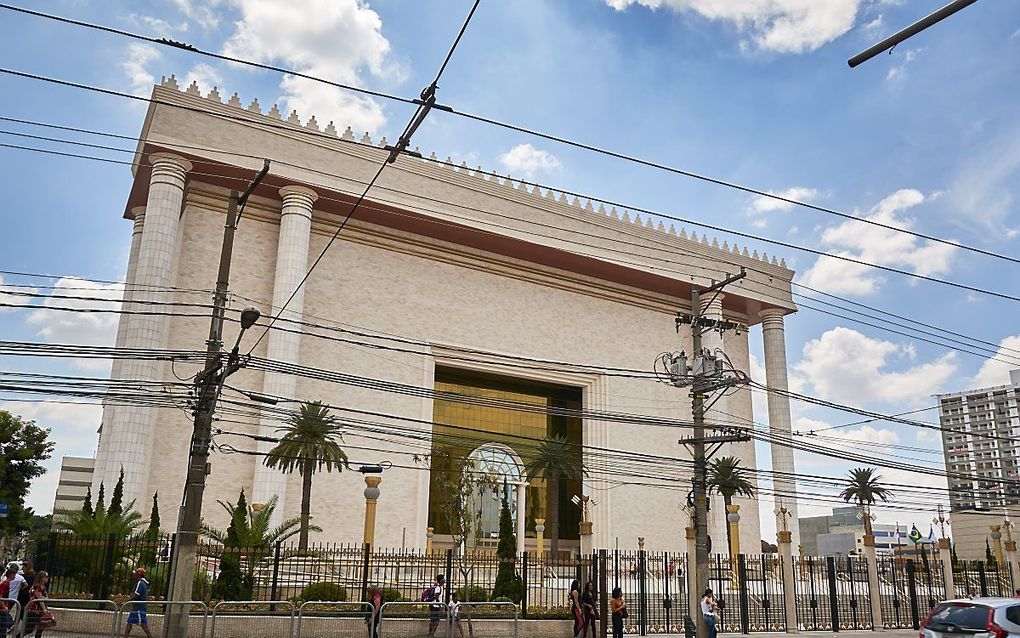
[928,526,935,542]
[909,525,922,544]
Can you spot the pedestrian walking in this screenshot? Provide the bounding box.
[0,568,17,637]
[424,574,445,638]
[365,586,382,638]
[610,587,627,638]
[4,565,25,638]
[701,589,719,638]
[569,580,583,638]
[581,580,598,638]
[448,591,464,638]
[123,569,151,638]
[24,572,53,638]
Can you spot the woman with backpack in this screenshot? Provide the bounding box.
[424,574,444,638]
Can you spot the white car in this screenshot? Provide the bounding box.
[923,598,1020,638]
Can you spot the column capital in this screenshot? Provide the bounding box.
[777,531,792,544]
[148,152,193,174]
[131,207,146,230]
[759,307,787,329]
[279,185,319,204]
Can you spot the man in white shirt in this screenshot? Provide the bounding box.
[700,588,718,638]
[6,565,26,638]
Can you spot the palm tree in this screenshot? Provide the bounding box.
[707,456,756,556]
[527,435,588,556]
[263,401,349,550]
[201,492,310,549]
[838,467,893,536]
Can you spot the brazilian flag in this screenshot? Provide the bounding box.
[909,525,923,544]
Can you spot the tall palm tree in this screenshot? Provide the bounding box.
[527,435,588,556]
[264,401,349,550]
[838,467,893,536]
[707,456,756,556]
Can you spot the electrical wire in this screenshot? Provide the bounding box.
[1,4,1015,269]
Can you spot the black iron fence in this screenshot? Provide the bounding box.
[30,534,1020,635]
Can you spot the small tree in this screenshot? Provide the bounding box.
[95,482,106,516]
[108,468,125,517]
[986,538,998,568]
[919,543,931,573]
[492,482,524,603]
[951,541,960,569]
[82,486,94,518]
[431,451,483,552]
[144,493,161,540]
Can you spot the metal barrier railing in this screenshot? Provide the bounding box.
[116,600,209,638]
[2,601,20,638]
[211,601,295,638]
[295,601,374,638]
[32,598,118,638]
[379,601,518,638]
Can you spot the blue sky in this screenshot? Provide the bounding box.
[1,0,1019,540]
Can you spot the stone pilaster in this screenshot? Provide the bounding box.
[938,538,955,598]
[862,536,884,630]
[97,154,191,505]
[777,530,798,633]
[1005,540,1019,586]
[252,185,317,520]
[95,208,146,489]
[760,308,800,550]
[686,527,698,629]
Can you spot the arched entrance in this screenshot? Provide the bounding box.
[468,443,526,545]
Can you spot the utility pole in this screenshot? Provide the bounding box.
[165,161,269,636]
[663,270,751,638]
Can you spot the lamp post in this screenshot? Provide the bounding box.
[359,465,384,548]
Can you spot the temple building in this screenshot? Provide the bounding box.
[90,76,801,553]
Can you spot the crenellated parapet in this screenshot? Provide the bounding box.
[154,75,791,277]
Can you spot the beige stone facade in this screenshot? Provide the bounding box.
[92,77,800,552]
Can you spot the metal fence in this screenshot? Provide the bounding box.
[32,534,1020,635]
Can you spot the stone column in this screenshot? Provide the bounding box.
[777,530,798,633]
[991,525,1005,567]
[426,527,434,553]
[97,154,191,505]
[516,481,527,556]
[862,536,884,630]
[95,208,146,488]
[939,538,955,598]
[686,527,698,629]
[760,309,800,550]
[363,475,382,547]
[251,186,317,516]
[1003,522,1019,586]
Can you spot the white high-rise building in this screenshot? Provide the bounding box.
[936,369,1020,559]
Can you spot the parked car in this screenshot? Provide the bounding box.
[922,598,1020,638]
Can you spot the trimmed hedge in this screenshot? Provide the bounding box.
[300,582,348,602]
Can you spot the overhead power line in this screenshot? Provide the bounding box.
[1,3,1014,268]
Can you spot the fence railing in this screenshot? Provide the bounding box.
[29,534,1020,635]
[379,601,518,638]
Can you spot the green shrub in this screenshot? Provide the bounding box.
[457,585,488,602]
[491,596,513,603]
[380,587,403,603]
[300,582,348,602]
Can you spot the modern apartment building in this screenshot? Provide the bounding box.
[937,369,1020,559]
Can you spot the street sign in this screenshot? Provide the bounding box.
[0,502,9,518]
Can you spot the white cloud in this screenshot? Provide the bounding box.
[221,0,399,134]
[171,0,223,30]
[969,334,1020,389]
[947,127,1020,232]
[27,277,123,372]
[793,326,957,405]
[604,0,862,53]
[184,63,223,94]
[121,43,162,97]
[798,188,958,296]
[497,143,563,179]
[886,48,921,81]
[862,14,883,35]
[749,186,819,214]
